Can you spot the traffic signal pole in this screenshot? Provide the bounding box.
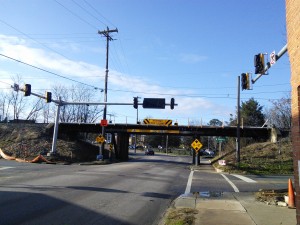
[236,76,241,163]
[134,96,140,154]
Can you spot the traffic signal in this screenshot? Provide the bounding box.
[24,84,31,96]
[133,97,138,109]
[46,92,52,103]
[254,53,265,74]
[170,98,175,110]
[241,73,250,90]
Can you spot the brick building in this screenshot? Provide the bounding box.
[286,0,300,223]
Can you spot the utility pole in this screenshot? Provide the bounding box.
[98,26,118,159]
[236,76,241,163]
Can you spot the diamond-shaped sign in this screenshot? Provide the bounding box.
[191,139,203,152]
[96,135,105,143]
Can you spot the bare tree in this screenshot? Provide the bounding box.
[51,84,102,123]
[26,98,44,121]
[0,90,11,121]
[265,95,291,129]
[41,103,51,123]
[9,75,27,120]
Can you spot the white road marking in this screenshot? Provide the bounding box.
[185,170,194,194]
[221,174,239,192]
[0,166,14,170]
[232,174,257,183]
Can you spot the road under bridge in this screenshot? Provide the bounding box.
[55,123,278,160]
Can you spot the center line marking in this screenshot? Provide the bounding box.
[185,170,194,194]
[221,174,239,192]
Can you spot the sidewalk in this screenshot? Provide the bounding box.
[173,192,296,225]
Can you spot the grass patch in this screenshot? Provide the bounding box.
[213,140,293,175]
[163,208,197,225]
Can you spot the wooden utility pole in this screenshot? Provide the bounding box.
[98,26,118,159]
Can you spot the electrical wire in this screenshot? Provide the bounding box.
[71,0,107,27]
[53,0,98,30]
[0,19,79,64]
[106,88,285,101]
[0,53,102,90]
[83,0,117,28]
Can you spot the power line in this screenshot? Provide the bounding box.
[54,0,98,30]
[71,0,107,27]
[0,19,78,63]
[106,88,286,101]
[0,53,102,90]
[83,0,117,28]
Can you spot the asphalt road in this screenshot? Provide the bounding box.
[0,152,190,225]
[0,152,293,225]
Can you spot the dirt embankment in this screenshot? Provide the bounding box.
[0,123,99,162]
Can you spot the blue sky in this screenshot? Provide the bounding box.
[0,0,290,125]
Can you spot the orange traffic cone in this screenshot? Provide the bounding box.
[288,178,296,209]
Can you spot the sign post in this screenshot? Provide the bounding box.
[191,139,203,166]
[95,134,106,160]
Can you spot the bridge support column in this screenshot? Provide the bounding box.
[116,133,129,161]
[270,128,278,143]
[192,150,200,165]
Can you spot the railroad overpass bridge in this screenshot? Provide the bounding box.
[58,122,273,137]
[55,123,277,160]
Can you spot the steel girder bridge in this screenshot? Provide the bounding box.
[54,123,276,161]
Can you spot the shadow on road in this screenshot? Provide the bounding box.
[66,186,130,193]
[0,191,131,225]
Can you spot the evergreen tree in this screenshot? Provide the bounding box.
[229,98,265,126]
[241,98,265,126]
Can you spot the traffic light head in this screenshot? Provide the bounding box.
[24,84,31,96]
[241,73,251,90]
[133,97,138,109]
[254,53,265,74]
[46,92,52,103]
[170,98,175,110]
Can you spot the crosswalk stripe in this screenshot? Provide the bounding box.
[232,174,257,183]
[185,170,194,194]
[221,174,240,192]
[0,167,14,170]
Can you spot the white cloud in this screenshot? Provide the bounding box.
[0,34,230,124]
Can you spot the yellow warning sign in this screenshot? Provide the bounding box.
[143,119,172,126]
[96,135,105,143]
[191,139,203,152]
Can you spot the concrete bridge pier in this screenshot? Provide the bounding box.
[115,133,129,161]
[270,128,279,143]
